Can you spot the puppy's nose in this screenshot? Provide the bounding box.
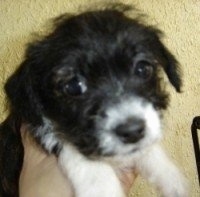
[115,118,145,143]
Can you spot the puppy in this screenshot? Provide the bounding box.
[0,5,188,197]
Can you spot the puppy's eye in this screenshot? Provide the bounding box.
[134,60,154,80]
[63,77,87,96]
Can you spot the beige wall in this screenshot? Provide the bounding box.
[0,0,199,196]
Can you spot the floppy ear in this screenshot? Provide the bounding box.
[4,61,43,125]
[160,44,182,92]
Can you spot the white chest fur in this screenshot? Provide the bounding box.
[59,145,125,197]
[58,144,188,197]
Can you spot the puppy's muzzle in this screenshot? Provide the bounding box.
[114,117,145,143]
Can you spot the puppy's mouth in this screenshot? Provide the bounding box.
[101,146,140,157]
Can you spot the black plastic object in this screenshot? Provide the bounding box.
[191,116,200,185]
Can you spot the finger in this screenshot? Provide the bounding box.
[19,125,74,197]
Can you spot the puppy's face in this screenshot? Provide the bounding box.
[6,9,182,157]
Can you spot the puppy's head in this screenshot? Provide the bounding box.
[5,7,182,157]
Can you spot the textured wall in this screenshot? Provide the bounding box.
[0,0,199,196]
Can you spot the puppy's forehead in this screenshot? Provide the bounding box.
[56,10,160,54]
[53,11,162,79]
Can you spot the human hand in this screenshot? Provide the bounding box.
[19,125,136,197]
[19,125,73,197]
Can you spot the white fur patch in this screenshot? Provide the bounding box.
[58,144,188,197]
[135,145,189,197]
[59,145,125,197]
[35,117,60,152]
[98,97,161,155]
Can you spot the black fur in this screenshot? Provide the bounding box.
[0,5,182,196]
[0,115,23,197]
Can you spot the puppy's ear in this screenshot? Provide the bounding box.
[160,44,182,92]
[5,61,42,125]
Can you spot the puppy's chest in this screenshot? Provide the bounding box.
[58,145,136,197]
[58,143,143,181]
